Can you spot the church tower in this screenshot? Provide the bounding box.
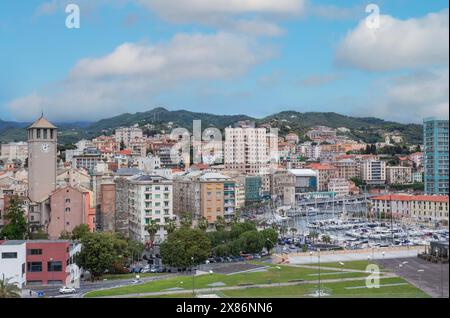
[27,115,57,202]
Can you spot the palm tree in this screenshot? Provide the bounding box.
[290,227,298,238]
[308,231,319,244]
[180,212,193,229]
[215,216,227,231]
[164,218,177,234]
[197,217,209,232]
[321,234,332,244]
[0,276,21,298]
[145,219,159,246]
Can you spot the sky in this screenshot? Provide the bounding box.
[0,0,448,124]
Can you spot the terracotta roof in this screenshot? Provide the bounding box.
[28,116,57,129]
[306,163,336,170]
[119,149,132,156]
[371,194,449,203]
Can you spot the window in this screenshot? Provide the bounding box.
[1,252,17,259]
[37,129,41,139]
[47,261,63,272]
[65,198,71,203]
[27,249,42,255]
[65,207,71,212]
[27,262,43,272]
[43,129,48,139]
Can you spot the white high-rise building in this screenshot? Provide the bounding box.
[0,142,28,163]
[360,160,386,185]
[126,174,173,244]
[224,127,269,174]
[115,127,143,147]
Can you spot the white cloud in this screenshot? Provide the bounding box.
[355,68,449,123]
[336,10,449,71]
[137,0,305,21]
[298,73,342,86]
[8,32,275,121]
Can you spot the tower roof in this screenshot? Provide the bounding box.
[28,116,57,129]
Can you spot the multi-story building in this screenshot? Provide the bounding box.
[71,148,102,172]
[298,142,321,160]
[386,166,412,185]
[370,194,449,222]
[328,178,351,197]
[173,171,235,224]
[115,127,143,147]
[47,186,95,239]
[25,240,81,287]
[424,117,449,195]
[306,126,337,142]
[125,174,173,243]
[306,163,339,192]
[224,127,269,174]
[288,169,318,200]
[244,176,262,206]
[0,142,28,163]
[0,240,26,288]
[412,171,423,183]
[272,170,296,206]
[333,158,359,180]
[360,160,386,185]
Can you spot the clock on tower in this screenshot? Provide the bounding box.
[27,115,57,203]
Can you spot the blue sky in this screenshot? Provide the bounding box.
[0,0,448,123]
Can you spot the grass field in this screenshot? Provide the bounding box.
[142,277,428,298]
[84,262,377,298]
[101,273,167,281]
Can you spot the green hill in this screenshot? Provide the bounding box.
[0,108,423,145]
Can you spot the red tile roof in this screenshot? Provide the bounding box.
[371,194,449,203]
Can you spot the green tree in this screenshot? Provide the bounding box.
[0,197,27,240]
[145,219,160,244]
[214,216,227,232]
[321,234,332,244]
[164,218,177,234]
[290,227,298,238]
[0,276,21,298]
[160,228,211,268]
[75,232,128,280]
[261,228,278,253]
[59,231,72,240]
[179,212,193,229]
[119,140,126,151]
[29,229,49,240]
[71,224,90,240]
[238,231,265,254]
[230,221,256,239]
[197,217,209,232]
[308,231,319,244]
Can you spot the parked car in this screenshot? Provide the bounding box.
[59,286,76,294]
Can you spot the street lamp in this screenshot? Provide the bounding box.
[317,248,321,298]
[339,262,345,281]
[209,270,214,294]
[417,269,424,296]
[275,266,282,286]
[436,248,444,298]
[309,251,313,264]
[49,257,54,286]
[191,256,195,297]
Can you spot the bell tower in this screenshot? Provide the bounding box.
[28,115,57,202]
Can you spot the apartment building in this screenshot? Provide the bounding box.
[333,158,359,180]
[371,194,449,222]
[173,171,236,224]
[0,142,28,163]
[306,163,339,191]
[115,127,144,147]
[125,174,173,243]
[360,160,386,185]
[328,178,351,197]
[386,166,413,185]
[0,240,26,288]
[224,127,269,174]
[423,117,449,195]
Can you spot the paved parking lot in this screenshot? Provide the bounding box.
[376,257,449,298]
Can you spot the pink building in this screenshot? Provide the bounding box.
[47,186,95,239]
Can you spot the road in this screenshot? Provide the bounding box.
[376,257,449,298]
[27,274,176,298]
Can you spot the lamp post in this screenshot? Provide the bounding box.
[309,251,313,264]
[275,266,282,286]
[339,262,345,281]
[436,248,443,298]
[191,256,195,297]
[317,248,321,298]
[49,257,54,286]
[417,269,424,296]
